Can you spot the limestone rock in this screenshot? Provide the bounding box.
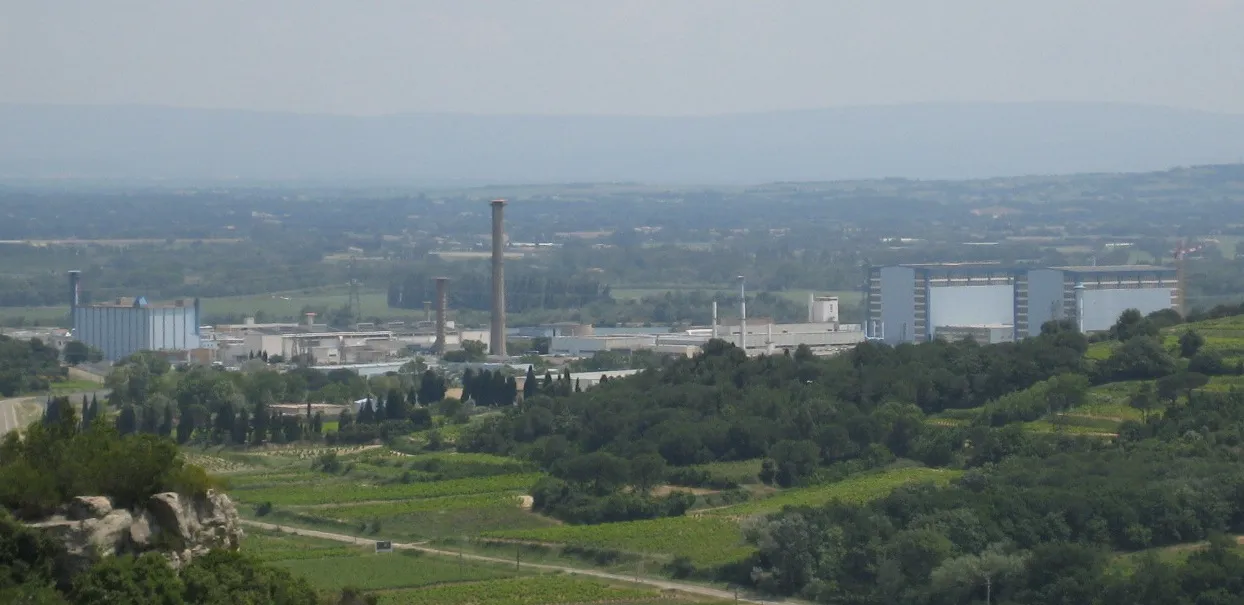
[28,490,243,581]
[67,496,113,521]
[128,512,154,548]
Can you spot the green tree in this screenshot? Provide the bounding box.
[115,406,137,435]
[929,543,1026,605]
[1156,371,1210,405]
[384,389,407,421]
[69,553,184,605]
[1129,383,1157,422]
[1189,349,1227,375]
[357,398,375,424]
[770,439,821,488]
[1109,308,1158,342]
[1100,336,1177,381]
[628,452,668,494]
[61,341,99,365]
[418,369,446,404]
[560,452,630,496]
[1179,329,1206,358]
[523,366,537,399]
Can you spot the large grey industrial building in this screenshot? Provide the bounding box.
[68,271,203,361]
[867,264,1177,344]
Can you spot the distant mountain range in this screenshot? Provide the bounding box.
[1,102,1242,183]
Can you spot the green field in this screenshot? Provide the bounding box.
[689,459,764,485]
[377,576,656,605]
[243,527,366,562]
[243,527,704,604]
[314,493,522,520]
[482,466,955,567]
[703,467,962,516]
[232,473,543,506]
[277,551,513,591]
[482,516,753,567]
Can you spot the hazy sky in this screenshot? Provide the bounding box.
[3,0,1243,116]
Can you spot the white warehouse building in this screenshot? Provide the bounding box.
[868,263,1179,343]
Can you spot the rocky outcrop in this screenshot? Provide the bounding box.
[29,489,243,580]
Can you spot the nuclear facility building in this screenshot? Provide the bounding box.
[867,263,1177,344]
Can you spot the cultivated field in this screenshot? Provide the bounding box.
[480,466,957,568]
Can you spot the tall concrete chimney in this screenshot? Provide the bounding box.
[489,199,508,356]
[434,277,449,355]
[711,301,718,340]
[68,270,81,333]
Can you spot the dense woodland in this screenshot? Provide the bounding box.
[449,308,1244,603]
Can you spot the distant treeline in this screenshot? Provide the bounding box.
[388,271,611,312]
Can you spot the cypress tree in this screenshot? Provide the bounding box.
[116,405,136,435]
[234,408,250,444]
[523,366,537,399]
[505,376,519,406]
[461,368,476,403]
[160,405,174,438]
[386,389,408,420]
[176,412,195,444]
[251,402,269,445]
[141,405,159,434]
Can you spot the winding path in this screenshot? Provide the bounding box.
[240,519,783,604]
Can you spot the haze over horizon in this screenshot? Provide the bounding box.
[3,1,1243,117]
[3,1,1243,182]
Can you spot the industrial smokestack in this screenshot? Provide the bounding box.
[68,270,81,333]
[434,277,449,355]
[490,199,508,356]
[711,301,718,340]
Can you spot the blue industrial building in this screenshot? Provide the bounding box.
[68,271,202,361]
[867,264,1177,344]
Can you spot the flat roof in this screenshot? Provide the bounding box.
[937,323,1014,329]
[874,264,1174,274]
[899,262,1006,269]
[1053,265,1174,272]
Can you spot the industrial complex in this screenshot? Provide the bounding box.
[61,200,1182,369]
[867,263,1179,344]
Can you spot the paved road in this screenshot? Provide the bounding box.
[240,519,784,604]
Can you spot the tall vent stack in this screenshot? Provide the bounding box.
[489,199,508,357]
[434,277,449,355]
[68,270,81,333]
